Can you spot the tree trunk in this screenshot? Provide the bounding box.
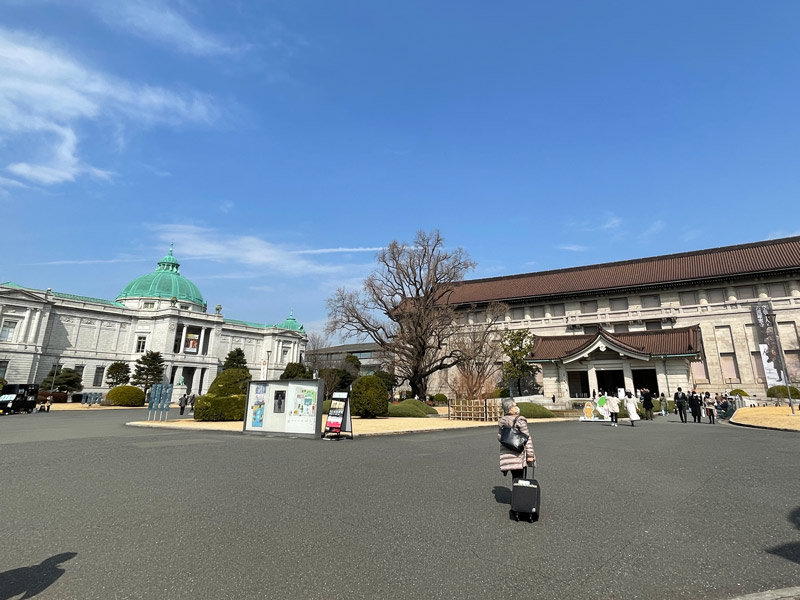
[410,377,427,400]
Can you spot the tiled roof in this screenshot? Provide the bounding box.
[447,236,800,305]
[528,326,701,360]
[1,282,126,308]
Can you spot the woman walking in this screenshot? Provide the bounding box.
[606,392,620,427]
[624,392,640,427]
[498,399,536,485]
[704,392,716,424]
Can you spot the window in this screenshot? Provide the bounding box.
[471,311,485,324]
[679,291,697,306]
[74,365,85,380]
[0,359,8,379]
[550,303,565,317]
[583,325,599,335]
[706,288,726,303]
[580,300,597,314]
[613,323,629,333]
[142,302,155,309]
[691,360,709,382]
[511,307,524,321]
[645,321,662,331]
[767,283,787,298]
[531,306,545,318]
[92,366,105,387]
[720,353,740,382]
[136,336,147,353]
[641,294,660,308]
[281,345,290,363]
[786,351,800,381]
[735,285,756,300]
[0,320,18,342]
[610,297,628,311]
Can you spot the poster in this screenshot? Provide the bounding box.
[327,400,344,431]
[243,379,323,438]
[184,332,199,353]
[250,383,267,428]
[273,390,285,413]
[752,303,786,387]
[285,384,317,433]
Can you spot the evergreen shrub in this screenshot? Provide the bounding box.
[517,402,556,419]
[387,398,434,418]
[207,368,251,396]
[351,375,388,418]
[729,389,749,397]
[766,385,800,399]
[433,393,448,405]
[107,385,145,407]
[194,394,246,421]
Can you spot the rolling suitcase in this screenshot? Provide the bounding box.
[511,466,541,522]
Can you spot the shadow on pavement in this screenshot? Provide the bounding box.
[492,485,511,505]
[0,552,77,600]
[766,506,800,565]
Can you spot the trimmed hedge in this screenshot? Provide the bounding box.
[107,385,145,407]
[767,385,800,399]
[207,368,251,396]
[517,403,556,419]
[729,388,749,397]
[194,394,246,421]
[387,398,434,418]
[351,375,388,418]
[433,393,448,405]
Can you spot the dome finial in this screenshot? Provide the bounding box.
[169,242,174,256]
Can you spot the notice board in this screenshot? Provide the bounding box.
[243,379,324,439]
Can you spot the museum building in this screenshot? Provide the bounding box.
[0,246,307,397]
[431,236,800,401]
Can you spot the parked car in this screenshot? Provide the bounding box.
[0,384,40,415]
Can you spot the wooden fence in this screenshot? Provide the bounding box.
[448,398,504,421]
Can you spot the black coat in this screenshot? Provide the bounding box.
[642,392,654,409]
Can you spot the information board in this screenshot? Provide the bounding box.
[322,391,353,440]
[243,379,324,438]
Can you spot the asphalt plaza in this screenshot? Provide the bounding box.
[0,410,798,600]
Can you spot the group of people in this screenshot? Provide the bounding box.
[673,388,731,424]
[178,393,196,416]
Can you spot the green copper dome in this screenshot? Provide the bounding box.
[116,245,205,307]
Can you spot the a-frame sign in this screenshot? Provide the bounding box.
[322,391,353,440]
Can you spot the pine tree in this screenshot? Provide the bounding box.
[40,368,84,395]
[222,348,248,371]
[105,361,131,387]
[131,351,165,395]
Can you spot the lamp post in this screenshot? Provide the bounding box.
[49,361,59,401]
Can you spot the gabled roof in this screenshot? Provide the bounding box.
[527,326,701,362]
[447,236,800,305]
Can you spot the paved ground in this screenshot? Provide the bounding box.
[0,409,798,600]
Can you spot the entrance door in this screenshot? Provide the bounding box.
[632,369,659,395]
[596,370,624,395]
[567,371,590,398]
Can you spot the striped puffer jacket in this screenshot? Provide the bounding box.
[498,414,535,472]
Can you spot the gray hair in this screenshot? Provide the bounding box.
[501,398,516,414]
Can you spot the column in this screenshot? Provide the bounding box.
[788,280,800,297]
[587,364,599,397]
[28,309,41,344]
[20,308,33,344]
[698,290,708,305]
[544,304,552,319]
[757,284,768,299]
[179,324,188,354]
[198,327,207,355]
[622,361,634,393]
[726,286,736,302]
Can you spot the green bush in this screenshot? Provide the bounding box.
[729,388,749,397]
[767,385,800,399]
[323,399,331,414]
[194,394,246,421]
[433,393,448,405]
[517,402,556,419]
[351,375,388,418]
[107,385,145,407]
[207,368,251,396]
[491,387,511,398]
[387,398,436,418]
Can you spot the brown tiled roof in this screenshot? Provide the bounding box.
[447,236,800,305]
[528,326,701,361]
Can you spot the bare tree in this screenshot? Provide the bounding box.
[448,303,507,400]
[304,331,330,374]
[326,230,475,399]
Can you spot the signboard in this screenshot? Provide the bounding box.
[184,333,199,353]
[147,383,174,421]
[751,302,787,387]
[323,391,353,439]
[243,379,324,439]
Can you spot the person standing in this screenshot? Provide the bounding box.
[641,388,654,420]
[189,394,196,413]
[689,391,702,423]
[624,392,640,427]
[178,393,188,416]
[606,392,620,427]
[704,392,716,424]
[659,392,667,417]
[498,399,536,485]
[674,387,688,423]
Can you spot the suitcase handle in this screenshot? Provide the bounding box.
[523,465,535,479]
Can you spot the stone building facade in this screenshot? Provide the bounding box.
[0,247,307,398]
[429,236,800,401]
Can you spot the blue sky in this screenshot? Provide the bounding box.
[2,1,800,335]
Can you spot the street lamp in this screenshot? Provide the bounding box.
[49,361,59,401]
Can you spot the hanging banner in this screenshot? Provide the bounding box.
[184,333,199,353]
[323,391,353,439]
[751,303,786,387]
[243,379,324,439]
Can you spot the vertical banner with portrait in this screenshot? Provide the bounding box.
[752,302,786,387]
[184,332,199,353]
[243,379,324,438]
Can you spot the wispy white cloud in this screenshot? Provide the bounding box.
[558,244,586,252]
[292,247,383,255]
[0,27,220,185]
[600,216,622,230]
[638,219,665,239]
[88,1,248,57]
[24,257,150,266]
[219,200,234,213]
[767,229,800,239]
[247,285,274,292]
